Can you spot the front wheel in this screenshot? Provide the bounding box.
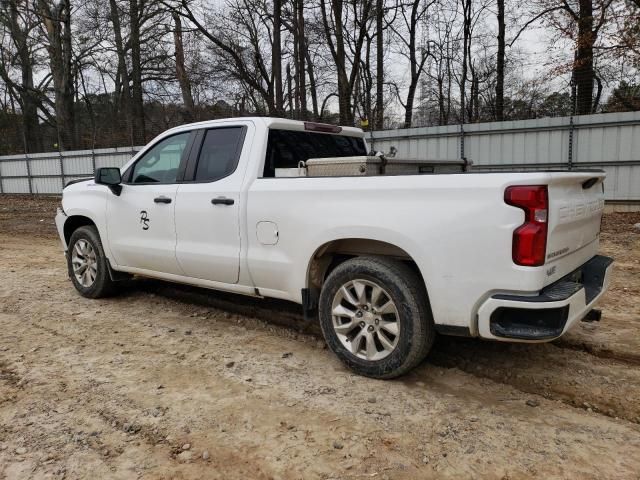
[318,256,435,379]
[67,225,117,298]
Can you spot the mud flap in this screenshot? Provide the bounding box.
[107,259,132,282]
[301,288,320,321]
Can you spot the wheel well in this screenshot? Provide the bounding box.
[63,215,96,246]
[307,238,426,292]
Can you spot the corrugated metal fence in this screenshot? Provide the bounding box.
[1,111,639,201]
[0,146,142,195]
[369,111,640,202]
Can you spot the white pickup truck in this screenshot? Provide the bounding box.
[55,117,613,378]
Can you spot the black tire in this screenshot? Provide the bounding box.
[318,256,435,379]
[67,225,118,298]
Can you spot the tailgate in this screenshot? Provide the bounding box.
[546,171,606,266]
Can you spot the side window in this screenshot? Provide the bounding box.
[194,127,244,182]
[129,132,190,184]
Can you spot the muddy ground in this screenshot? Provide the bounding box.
[0,194,639,480]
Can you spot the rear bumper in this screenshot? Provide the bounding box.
[477,255,613,342]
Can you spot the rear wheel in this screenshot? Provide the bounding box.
[318,256,434,379]
[67,225,117,298]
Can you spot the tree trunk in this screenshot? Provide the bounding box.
[402,1,425,129]
[333,1,352,124]
[304,47,319,119]
[575,0,595,115]
[129,0,145,144]
[296,0,307,120]
[593,73,603,112]
[20,69,41,153]
[362,36,374,128]
[472,76,479,121]
[172,12,195,118]
[286,63,294,118]
[272,0,283,115]
[445,42,452,124]
[320,0,352,125]
[405,79,418,128]
[438,77,445,125]
[38,0,75,150]
[496,0,505,121]
[109,0,131,125]
[375,0,384,129]
[460,0,471,124]
[320,0,372,125]
[292,25,300,116]
[6,0,41,152]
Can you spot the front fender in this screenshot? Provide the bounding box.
[60,183,113,261]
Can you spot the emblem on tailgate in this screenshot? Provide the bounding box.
[547,247,569,260]
[558,198,604,222]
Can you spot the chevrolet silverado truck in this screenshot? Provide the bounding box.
[55,117,613,378]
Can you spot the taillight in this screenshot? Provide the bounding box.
[504,185,548,266]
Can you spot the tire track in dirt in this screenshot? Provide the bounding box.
[5,253,640,428]
[3,275,640,478]
[553,337,640,366]
[429,336,640,424]
[125,280,640,425]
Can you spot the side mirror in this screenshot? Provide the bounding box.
[95,167,122,196]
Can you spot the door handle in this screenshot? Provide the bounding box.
[211,197,235,206]
[154,196,172,204]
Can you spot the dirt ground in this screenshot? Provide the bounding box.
[1,194,639,480]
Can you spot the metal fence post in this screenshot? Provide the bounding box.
[58,149,65,190]
[91,147,96,174]
[568,115,575,171]
[568,74,577,171]
[25,154,33,194]
[459,123,466,162]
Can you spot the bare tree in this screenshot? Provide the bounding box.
[320,0,375,125]
[172,11,194,117]
[375,0,384,129]
[36,0,76,149]
[0,0,42,151]
[169,0,279,114]
[495,0,505,120]
[295,0,307,119]
[460,0,471,123]
[108,0,130,121]
[512,0,615,115]
[272,0,283,114]
[128,0,145,142]
[391,0,435,128]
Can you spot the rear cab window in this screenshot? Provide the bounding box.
[262,129,367,178]
[193,127,245,182]
[178,126,246,183]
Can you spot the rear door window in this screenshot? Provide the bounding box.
[193,127,245,182]
[263,129,366,177]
